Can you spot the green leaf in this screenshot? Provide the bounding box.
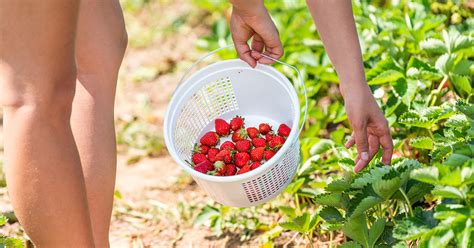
[326,174,353,192]
[339,241,363,248]
[279,221,304,233]
[410,136,434,150]
[314,193,349,209]
[294,213,311,233]
[435,54,456,75]
[372,172,402,199]
[411,167,439,185]
[445,114,470,130]
[0,215,6,226]
[453,218,471,248]
[427,228,455,248]
[343,214,369,248]
[193,206,220,226]
[420,38,446,54]
[444,154,471,167]
[450,74,472,96]
[319,207,344,224]
[349,196,384,217]
[310,139,334,155]
[432,186,464,199]
[368,70,405,85]
[393,217,431,240]
[368,218,386,248]
[278,206,297,219]
[285,178,305,194]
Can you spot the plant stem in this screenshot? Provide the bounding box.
[398,188,414,217]
[429,75,449,106]
[306,233,315,248]
[295,194,301,215]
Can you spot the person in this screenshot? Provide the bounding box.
[1,0,126,246]
[0,0,392,246]
[229,0,393,173]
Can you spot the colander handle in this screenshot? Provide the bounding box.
[178,46,308,137]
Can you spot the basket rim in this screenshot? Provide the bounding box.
[164,59,301,183]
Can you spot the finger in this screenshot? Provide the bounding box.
[257,47,284,65]
[380,132,393,165]
[353,122,370,162]
[354,135,379,173]
[251,34,265,61]
[345,135,355,148]
[232,34,257,68]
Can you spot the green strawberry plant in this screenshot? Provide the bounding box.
[192,0,473,246]
[0,215,23,248]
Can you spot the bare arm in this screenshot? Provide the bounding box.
[307,0,393,172]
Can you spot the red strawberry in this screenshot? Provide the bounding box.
[230,116,245,131]
[265,133,274,142]
[269,135,285,149]
[215,119,231,136]
[237,164,251,175]
[252,137,266,147]
[192,153,208,165]
[207,148,220,162]
[200,132,219,147]
[216,149,232,163]
[236,140,252,152]
[220,141,236,151]
[250,161,261,170]
[194,161,214,174]
[234,152,250,168]
[259,123,272,134]
[224,164,237,176]
[247,127,259,139]
[278,124,291,137]
[232,129,248,142]
[250,147,265,162]
[264,150,276,161]
[194,144,210,154]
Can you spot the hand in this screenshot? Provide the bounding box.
[230,5,283,67]
[342,84,393,173]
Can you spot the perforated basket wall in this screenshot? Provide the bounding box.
[174,77,238,162]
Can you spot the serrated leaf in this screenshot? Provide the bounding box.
[435,54,456,75]
[349,196,384,217]
[339,241,363,248]
[393,217,431,240]
[432,186,465,199]
[368,70,405,85]
[411,167,439,185]
[279,221,304,233]
[427,228,455,248]
[314,193,349,209]
[410,137,434,150]
[372,173,402,199]
[450,74,472,96]
[445,114,470,130]
[420,38,446,54]
[319,207,344,224]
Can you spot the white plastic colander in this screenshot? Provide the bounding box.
[164,47,307,207]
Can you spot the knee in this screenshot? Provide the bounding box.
[0,62,77,122]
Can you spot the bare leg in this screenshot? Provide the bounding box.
[72,0,127,246]
[0,0,95,246]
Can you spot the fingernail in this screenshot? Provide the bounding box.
[361,152,369,161]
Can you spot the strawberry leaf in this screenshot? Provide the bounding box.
[314,193,350,210]
[368,70,405,85]
[411,167,440,185]
[343,214,369,247]
[410,136,434,150]
[319,207,344,224]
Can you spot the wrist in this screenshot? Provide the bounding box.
[231,0,267,17]
[339,80,370,99]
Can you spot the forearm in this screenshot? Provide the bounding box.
[306,0,367,94]
[230,0,266,16]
